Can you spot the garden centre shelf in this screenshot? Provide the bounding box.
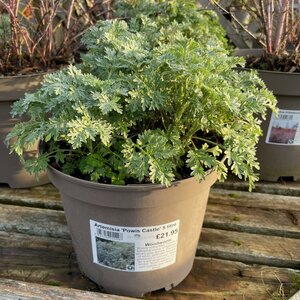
[0,179,299,299]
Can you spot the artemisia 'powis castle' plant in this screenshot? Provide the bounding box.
[6,0,277,190]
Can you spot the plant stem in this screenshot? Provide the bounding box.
[192,136,224,149]
[209,0,266,48]
[274,0,289,53]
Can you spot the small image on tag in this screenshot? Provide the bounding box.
[266,109,300,145]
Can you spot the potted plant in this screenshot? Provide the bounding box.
[203,0,300,181]
[6,0,277,297]
[0,0,111,187]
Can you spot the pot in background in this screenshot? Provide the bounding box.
[0,74,49,188]
[236,49,300,181]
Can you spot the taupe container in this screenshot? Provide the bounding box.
[236,49,300,181]
[0,74,49,188]
[47,165,218,297]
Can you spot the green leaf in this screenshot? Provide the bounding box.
[23,154,49,175]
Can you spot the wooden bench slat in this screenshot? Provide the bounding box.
[210,189,300,210]
[214,180,300,197]
[0,204,69,239]
[1,187,299,240]
[0,278,134,300]
[0,184,61,210]
[148,257,300,299]
[2,181,300,209]
[1,184,299,238]
[198,228,300,268]
[0,231,98,291]
[204,202,300,238]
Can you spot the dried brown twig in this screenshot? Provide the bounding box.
[207,0,300,55]
[0,0,115,75]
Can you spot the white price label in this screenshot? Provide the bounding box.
[90,219,180,272]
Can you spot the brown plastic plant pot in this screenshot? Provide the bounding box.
[0,74,49,188]
[47,165,218,297]
[236,49,300,182]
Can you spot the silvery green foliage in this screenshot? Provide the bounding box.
[7,0,277,189]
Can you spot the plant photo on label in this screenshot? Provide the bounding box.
[6,0,277,189]
[96,237,135,271]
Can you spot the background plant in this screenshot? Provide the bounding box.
[6,0,277,189]
[0,0,114,75]
[201,0,300,71]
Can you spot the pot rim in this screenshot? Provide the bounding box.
[47,164,217,192]
[0,72,47,102]
[0,71,48,80]
[234,48,300,76]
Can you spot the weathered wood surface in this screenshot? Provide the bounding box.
[0,278,133,300]
[0,184,61,209]
[206,190,300,238]
[0,231,92,290]
[0,181,299,299]
[198,228,300,268]
[214,178,300,196]
[149,258,299,300]
[1,204,299,269]
[1,186,299,239]
[0,258,297,300]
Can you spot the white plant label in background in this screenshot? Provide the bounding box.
[266,109,300,145]
[90,219,180,272]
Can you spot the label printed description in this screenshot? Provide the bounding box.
[90,219,180,272]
